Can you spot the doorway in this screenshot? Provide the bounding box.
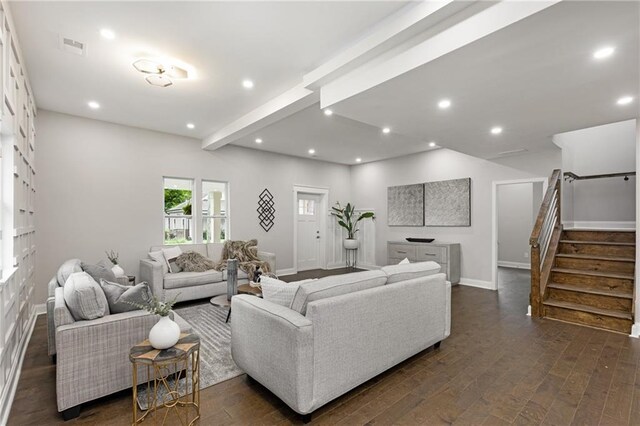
[293,186,328,273]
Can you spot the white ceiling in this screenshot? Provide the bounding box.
[10,1,408,138]
[331,1,639,159]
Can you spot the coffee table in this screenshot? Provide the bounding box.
[210,283,263,322]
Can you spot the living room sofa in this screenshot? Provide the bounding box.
[140,243,276,303]
[230,262,450,419]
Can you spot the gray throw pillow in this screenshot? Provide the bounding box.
[57,259,82,286]
[63,272,110,320]
[100,279,152,314]
[81,262,117,284]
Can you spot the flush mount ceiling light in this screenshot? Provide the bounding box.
[100,28,115,40]
[382,127,391,134]
[87,101,100,109]
[324,109,333,116]
[491,126,503,135]
[438,99,451,109]
[617,95,634,105]
[132,59,190,87]
[593,46,615,60]
[242,79,254,89]
[186,123,195,129]
[355,157,362,163]
[255,138,263,144]
[429,141,437,147]
[308,148,316,155]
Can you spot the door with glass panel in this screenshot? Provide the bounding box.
[297,194,321,271]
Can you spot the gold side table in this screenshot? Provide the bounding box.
[129,333,200,426]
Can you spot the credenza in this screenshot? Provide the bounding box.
[387,241,461,284]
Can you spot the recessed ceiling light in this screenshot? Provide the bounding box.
[308,149,316,155]
[100,28,115,40]
[186,123,195,129]
[438,99,451,109]
[355,158,362,163]
[382,127,391,134]
[242,79,254,89]
[429,141,437,147]
[617,96,633,105]
[491,126,503,135]
[593,46,615,60]
[324,109,333,116]
[255,138,263,144]
[87,101,100,109]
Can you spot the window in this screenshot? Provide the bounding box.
[202,180,228,243]
[163,177,194,244]
[298,199,315,215]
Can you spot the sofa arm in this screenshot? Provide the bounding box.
[230,295,313,414]
[48,276,58,298]
[140,259,164,296]
[54,287,75,328]
[47,296,57,356]
[258,251,276,273]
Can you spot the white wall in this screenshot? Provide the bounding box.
[34,110,351,304]
[497,183,540,267]
[350,148,560,287]
[554,119,636,228]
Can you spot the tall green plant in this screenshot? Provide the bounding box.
[331,202,375,239]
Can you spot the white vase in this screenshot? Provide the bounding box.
[149,316,181,350]
[111,264,125,277]
[343,238,359,249]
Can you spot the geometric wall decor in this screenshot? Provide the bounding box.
[257,189,275,232]
[424,178,471,226]
[387,184,425,226]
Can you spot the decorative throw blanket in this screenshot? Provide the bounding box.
[214,239,271,279]
[176,251,217,272]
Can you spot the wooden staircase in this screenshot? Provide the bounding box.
[542,229,635,334]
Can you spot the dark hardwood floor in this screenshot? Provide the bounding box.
[8,268,640,425]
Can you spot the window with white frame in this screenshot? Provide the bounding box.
[202,180,228,243]
[163,177,194,245]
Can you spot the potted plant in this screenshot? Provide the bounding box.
[106,249,125,277]
[331,202,375,249]
[127,293,181,349]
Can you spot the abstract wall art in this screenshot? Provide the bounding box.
[387,184,425,226]
[424,178,471,226]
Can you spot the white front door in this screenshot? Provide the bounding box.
[297,194,322,271]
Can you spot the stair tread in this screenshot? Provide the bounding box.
[551,267,634,280]
[555,253,635,262]
[566,229,635,233]
[560,240,635,246]
[547,282,633,299]
[543,299,633,320]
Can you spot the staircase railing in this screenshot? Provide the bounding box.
[529,169,563,317]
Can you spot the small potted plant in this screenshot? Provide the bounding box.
[331,202,375,249]
[106,250,125,277]
[128,294,181,349]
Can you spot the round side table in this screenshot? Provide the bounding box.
[129,333,200,426]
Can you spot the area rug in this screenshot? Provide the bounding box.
[136,302,243,409]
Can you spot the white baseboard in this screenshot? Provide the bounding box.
[325,262,345,270]
[497,261,531,270]
[35,303,46,315]
[276,268,297,277]
[564,221,636,230]
[458,277,495,290]
[631,323,640,338]
[0,310,38,425]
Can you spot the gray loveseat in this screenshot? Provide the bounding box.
[231,262,450,420]
[140,243,276,303]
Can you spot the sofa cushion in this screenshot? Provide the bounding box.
[151,244,208,257]
[207,243,224,262]
[162,246,183,273]
[222,269,249,280]
[57,259,82,286]
[148,251,169,275]
[382,261,441,284]
[63,272,110,320]
[100,279,152,314]
[260,276,300,307]
[81,262,117,285]
[290,270,387,315]
[163,270,224,290]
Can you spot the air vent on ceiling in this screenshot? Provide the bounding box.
[58,35,86,56]
[493,148,528,158]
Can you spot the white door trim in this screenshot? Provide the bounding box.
[491,177,548,298]
[293,185,329,274]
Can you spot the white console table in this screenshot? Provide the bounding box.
[387,241,461,284]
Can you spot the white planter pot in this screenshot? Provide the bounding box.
[111,264,125,277]
[343,239,359,249]
[148,316,181,350]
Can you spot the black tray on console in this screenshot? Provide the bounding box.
[405,238,435,243]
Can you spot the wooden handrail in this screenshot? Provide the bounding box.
[564,171,635,182]
[530,169,561,247]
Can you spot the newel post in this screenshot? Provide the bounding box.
[530,244,542,318]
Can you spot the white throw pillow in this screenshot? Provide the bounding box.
[162,246,183,273]
[63,272,110,320]
[149,251,169,274]
[398,257,410,265]
[261,276,301,308]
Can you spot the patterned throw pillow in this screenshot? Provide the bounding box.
[63,272,110,320]
[162,246,183,273]
[100,279,152,314]
[81,262,117,284]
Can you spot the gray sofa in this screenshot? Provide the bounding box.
[231,263,451,419]
[140,243,276,303]
[53,284,192,419]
